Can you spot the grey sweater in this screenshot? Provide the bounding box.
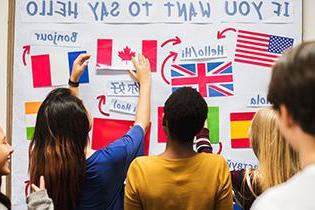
[26,190,54,210]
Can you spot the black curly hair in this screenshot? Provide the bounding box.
[163,87,208,143]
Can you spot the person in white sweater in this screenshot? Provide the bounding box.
[251,41,315,210]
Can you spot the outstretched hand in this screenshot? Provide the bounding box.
[70,54,91,82]
[129,54,151,85]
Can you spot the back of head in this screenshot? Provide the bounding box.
[250,108,300,191]
[163,87,208,144]
[268,41,315,136]
[29,88,90,210]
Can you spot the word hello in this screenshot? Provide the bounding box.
[181,45,224,60]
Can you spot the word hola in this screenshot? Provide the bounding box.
[249,94,271,107]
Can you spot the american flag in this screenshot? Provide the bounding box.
[170,61,234,97]
[234,30,294,68]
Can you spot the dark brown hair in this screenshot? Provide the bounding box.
[29,88,90,210]
[268,41,315,136]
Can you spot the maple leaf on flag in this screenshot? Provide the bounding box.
[118,46,136,62]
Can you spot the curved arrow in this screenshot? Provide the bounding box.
[215,142,223,154]
[22,45,31,66]
[97,95,110,116]
[24,180,30,197]
[161,51,178,85]
[217,28,237,40]
[161,36,182,48]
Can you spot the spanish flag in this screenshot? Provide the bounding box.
[230,112,255,148]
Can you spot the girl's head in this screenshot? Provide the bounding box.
[29,88,90,210]
[0,126,13,176]
[250,108,300,191]
[0,126,13,209]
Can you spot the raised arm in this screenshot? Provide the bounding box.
[69,54,91,96]
[129,54,152,131]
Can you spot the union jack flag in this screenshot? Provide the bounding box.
[234,30,294,68]
[170,61,234,97]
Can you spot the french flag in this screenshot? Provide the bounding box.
[96,39,158,72]
[31,51,89,88]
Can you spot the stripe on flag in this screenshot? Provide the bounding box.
[142,40,157,72]
[68,51,89,83]
[230,112,255,148]
[96,39,112,67]
[208,107,220,144]
[157,106,167,143]
[31,54,51,87]
[92,118,151,155]
[24,101,42,140]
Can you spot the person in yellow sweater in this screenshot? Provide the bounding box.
[124,87,233,210]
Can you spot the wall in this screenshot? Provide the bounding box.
[0,0,314,197]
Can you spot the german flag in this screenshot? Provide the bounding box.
[230,112,255,148]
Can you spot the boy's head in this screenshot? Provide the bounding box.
[163,87,208,144]
[268,41,315,147]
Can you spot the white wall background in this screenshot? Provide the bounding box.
[0,0,314,195]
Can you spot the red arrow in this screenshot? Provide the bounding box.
[215,142,223,154]
[161,36,182,48]
[161,51,178,85]
[97,95,110,116]
[217,28,237,39]
[22,45,31,66]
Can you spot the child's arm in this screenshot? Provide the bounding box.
[69,54,91,96]
[27,176,54,210]
[129,54,151,131]
[195,119,213,153]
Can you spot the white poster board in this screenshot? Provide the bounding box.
[12,0,302,208]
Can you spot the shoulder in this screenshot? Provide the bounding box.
[129,156,157,167]
[197,153,228,167]
[251,186,284,210]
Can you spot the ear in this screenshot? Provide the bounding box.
[279,105,295,128]
[162,115,169,135]
[162,114,166,126]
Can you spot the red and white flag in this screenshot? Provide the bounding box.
[96,39,158,72]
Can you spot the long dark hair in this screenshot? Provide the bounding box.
[0,177,11,209]
[29,88,90,210]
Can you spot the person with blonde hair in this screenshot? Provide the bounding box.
[196,108,300,210]
[249,108,300,192]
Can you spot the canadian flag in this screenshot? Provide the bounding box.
[96,39,157,72]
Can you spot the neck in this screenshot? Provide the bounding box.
[298,134,315,168]
[160,139,196,159]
